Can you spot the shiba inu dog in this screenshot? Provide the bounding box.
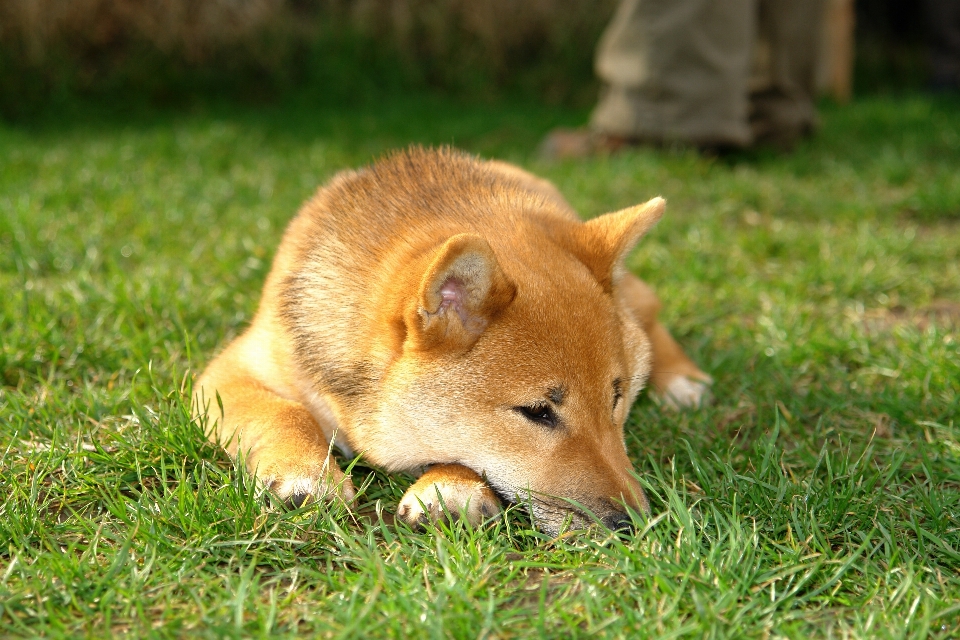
[194,147,710,534]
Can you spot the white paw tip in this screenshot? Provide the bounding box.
[660,376,711,410]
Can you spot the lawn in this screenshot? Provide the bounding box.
[1,93,958,638]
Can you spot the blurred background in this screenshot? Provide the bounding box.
[0,0,947,122]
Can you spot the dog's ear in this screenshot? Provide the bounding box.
[570,197,665,293]
[408,233,516,353]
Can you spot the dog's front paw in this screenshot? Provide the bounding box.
[397,464,501,528]
[656,374,712,410]
[254,447,356,507]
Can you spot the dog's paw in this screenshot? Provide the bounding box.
[397,464,501,528]
[656,374,712,411]
[256,451,356,507]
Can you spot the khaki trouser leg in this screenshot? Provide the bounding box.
[590,0,756,147]
[750,0,827,147]
[590,0,827,149]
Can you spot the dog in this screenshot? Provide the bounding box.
[194,147,710,534]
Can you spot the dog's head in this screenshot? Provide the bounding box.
[375,197,664,535]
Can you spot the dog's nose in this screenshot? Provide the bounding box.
[602,511,635,533]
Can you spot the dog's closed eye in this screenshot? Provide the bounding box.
[514,403,559,429]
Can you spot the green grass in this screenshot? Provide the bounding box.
[1,93,959,638]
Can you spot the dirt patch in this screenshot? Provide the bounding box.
[864,300,960,334]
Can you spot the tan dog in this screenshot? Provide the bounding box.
[194,147,710,534]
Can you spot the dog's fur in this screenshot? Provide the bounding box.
[194,148,710,534]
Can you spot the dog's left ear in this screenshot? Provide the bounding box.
[569,196,665,293]
[408,233,516,353]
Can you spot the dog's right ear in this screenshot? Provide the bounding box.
[560,197,665,294]
[407,234,516,353]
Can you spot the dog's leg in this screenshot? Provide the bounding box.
[618,274,712,409]
[397,464,501,527]
[194,342,355,506]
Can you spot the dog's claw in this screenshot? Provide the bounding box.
[260,462,356,508]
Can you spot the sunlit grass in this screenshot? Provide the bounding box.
[1,93,958,637]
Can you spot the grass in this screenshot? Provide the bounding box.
[1,92,959,638]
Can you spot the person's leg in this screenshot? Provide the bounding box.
[590,0,756,148]
[749,0,827,148]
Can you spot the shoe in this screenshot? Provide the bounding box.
[537,128,633,160]
[538,127,743,159]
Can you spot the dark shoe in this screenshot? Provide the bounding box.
[539,127,745,159]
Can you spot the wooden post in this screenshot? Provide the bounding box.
[817,0,856,102]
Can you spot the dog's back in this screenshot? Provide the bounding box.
[278,149,586,406]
